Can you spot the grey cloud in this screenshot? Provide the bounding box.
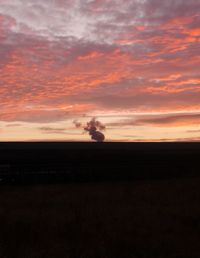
[39,126,68,134]
[1,0,199,45]
[1,0,200,125]
[39,126,83,135]
[69,91,200,110]
[143,0,200,23]
[39,126,66,132]
[0,110,71,123]
[136,113,200,126]
[6,123,22,127]
[107,112,200,128]
[187,129,200,133]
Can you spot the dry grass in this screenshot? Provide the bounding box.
[0,177,200,258]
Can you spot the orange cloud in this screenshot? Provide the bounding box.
[0,2,200,128]
[78,51,104,60]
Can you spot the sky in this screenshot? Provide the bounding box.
[0,0,200,141]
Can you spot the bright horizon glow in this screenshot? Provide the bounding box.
[0,0,200,141]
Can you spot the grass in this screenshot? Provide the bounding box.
[0,177,200,258]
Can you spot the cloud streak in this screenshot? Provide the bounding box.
[107,112,200,127]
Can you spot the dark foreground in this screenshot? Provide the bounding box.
[0,142,200,257]
[1,142,200,182]
[0,178,200,258]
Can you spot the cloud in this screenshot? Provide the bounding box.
[39,126,83,135]
[6,123,22,127]
[0,0,200,128]
[187,129,200,133]
[136,113,200,127]
[69,90,200,112]
[0,109,71,123]
[39,126,66,132]
[107,112,200,128]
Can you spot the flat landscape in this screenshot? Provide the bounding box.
[1,142,200,182]
[0,142,200,257]
[1,177,200,258]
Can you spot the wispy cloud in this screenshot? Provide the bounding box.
[39,126,66,134]
[107,112,200,127]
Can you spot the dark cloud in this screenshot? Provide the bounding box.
[73,120,82,128]
[143,0,200,23]
[39,126,83,135]
[6,123,22,127]
[0,110,71,123]
[187,129,200,133]
[136,113,200,126]
[39,126,66,132]
[107,112,200,127]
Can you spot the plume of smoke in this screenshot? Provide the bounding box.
[74,117,106,142]
[73,120,82,128]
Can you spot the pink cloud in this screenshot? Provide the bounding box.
[0,0,200,134]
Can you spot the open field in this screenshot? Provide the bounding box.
[0,142,200,257]
[0,177,200,258]
[1,142,200,182]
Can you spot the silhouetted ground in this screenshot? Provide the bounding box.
[1,142,200,182]
[0,177,200,258]
[1,142,200,257]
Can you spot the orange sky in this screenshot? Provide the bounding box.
[0,0,200,141]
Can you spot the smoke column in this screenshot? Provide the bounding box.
[73,117,105,142]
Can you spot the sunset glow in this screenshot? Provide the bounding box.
[0,0,200,141]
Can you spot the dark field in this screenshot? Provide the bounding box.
[1,142,200,182]
[0,142,200,257]
[1,178,200,258]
